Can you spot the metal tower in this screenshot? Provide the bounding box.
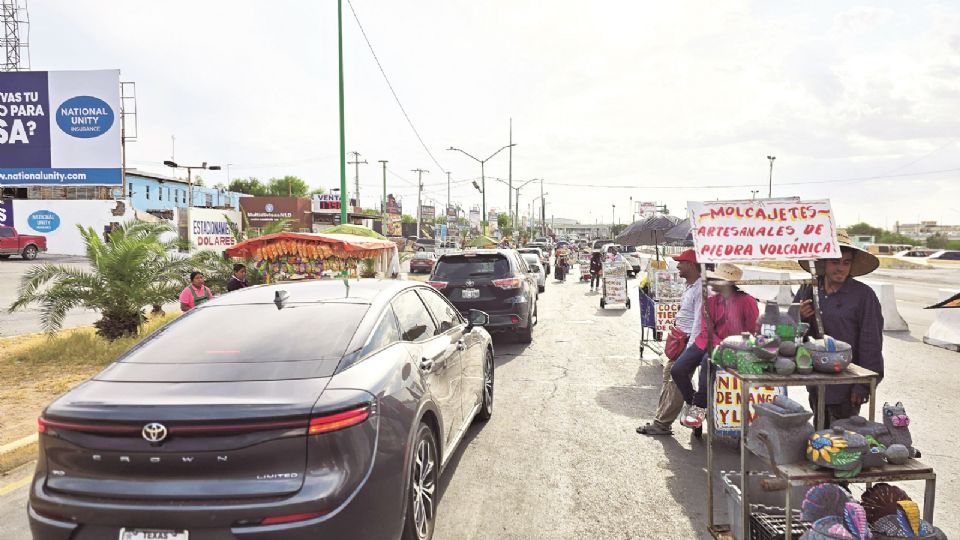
[1,0,29,72]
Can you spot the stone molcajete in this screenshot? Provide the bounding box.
[872,500,946,539]
[746,395,814,465]
[800,483,871,540]
[803,336,854,374]
[832,402,920,461]
[711,332,775,374]
[807,427,870,478]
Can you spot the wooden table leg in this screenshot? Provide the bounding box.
[924,475,936,523]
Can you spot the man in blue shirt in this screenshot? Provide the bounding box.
[795,231,884,428]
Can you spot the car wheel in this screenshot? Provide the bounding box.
[517,304,535,343]
[403,423,438,540]
[476,350,494,422]
[22,245,37,260]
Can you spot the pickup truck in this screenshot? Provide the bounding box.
[0,225,47,260]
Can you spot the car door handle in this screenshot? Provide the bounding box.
[456,340,466,351]
[420,353,446,373]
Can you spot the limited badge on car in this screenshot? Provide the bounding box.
[119,529,189,540]
[462,288,480,299]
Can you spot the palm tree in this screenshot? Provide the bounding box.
[9,221,213,340]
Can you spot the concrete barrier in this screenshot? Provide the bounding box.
[924,288,960,352]
[0,434,37,473]
[860,280,909,332]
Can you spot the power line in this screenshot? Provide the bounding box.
[539,166,960,190]
[346,0,447,173]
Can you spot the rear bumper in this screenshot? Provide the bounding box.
[479,311,530,332]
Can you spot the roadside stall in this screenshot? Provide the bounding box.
[688,198,940,540]
[600,258,630,309]
[225,232,398,283]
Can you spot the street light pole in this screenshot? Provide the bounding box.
[164,160,221,207]
[767,155,776,198]
[412,169,429,239]
[612,204,616,228]
[337,0,348,225]
[379,160,388,233]
[448,143,515,233]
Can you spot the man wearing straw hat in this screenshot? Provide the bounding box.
[795,230,884,428]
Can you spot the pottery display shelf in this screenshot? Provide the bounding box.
[704,363,930,540]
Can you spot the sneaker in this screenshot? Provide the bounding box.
[679,402,691,423]
[681,405,707,428]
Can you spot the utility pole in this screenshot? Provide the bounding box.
[751,189,759,200]
[446,171,452,213]
[540,180,545,236]
[508,118,513,229]
[348,151,367,212]
[767,155,776,198]
[412,169,429,238]
[379,160,388,234]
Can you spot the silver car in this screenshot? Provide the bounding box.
[521,253,547,292]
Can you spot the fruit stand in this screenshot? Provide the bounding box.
[225,232,399,283]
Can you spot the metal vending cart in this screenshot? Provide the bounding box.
[685,197,939,540]
[600,259,630,309]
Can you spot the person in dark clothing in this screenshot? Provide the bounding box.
[227,263,249,292]
[589,250,603,291]
[795,230,884,428]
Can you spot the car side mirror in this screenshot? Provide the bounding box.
[467,309,490,329]
[530,265,541,273]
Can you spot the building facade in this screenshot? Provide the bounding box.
[125,169,246,212]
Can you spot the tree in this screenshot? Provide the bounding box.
[611,223,628,237]
[267,176,310,197]
[8,222,214,340]
[363,208,381,216]
[434,216,446,225]
[401,214,417,224]
[847,222,884,238]
[228,177,268,196]
[927,233,949,249]
[193,175,205,187]
[497,213,510,230]
[310,186,326,196]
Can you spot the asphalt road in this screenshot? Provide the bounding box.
[0,256,100,338]
[1,263,959,539]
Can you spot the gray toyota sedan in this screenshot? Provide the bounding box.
[29,280,494,540]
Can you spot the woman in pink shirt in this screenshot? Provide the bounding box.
[681,263,759,428]
[179,271,214,312]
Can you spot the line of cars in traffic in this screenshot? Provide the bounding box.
[28,247,546,540]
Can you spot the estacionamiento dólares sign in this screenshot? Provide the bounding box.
[0,69,121,186]
[688,198,840,263]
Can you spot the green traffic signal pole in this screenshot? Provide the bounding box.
[338,0,348,225]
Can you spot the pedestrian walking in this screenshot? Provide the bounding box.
[678,263,758,429]
[226,263,249,292]
[637,249,703,436]
[179,271,213,312]
[795,230,884,428]
[589,250,602,291]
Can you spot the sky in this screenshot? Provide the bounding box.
[27,0,960,228]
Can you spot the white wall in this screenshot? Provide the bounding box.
[184,207,241,254]
[12,199,135,256]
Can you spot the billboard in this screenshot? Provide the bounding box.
[0,70,122,186]
[0,199,12,226]
[469,207,481,235]
[420,205,435,239]
[240,197,312,230]
[386,194,402,236]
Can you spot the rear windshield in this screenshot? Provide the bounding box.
[521,254,540,265]
[434,254,510,279]
[414,252,434,259]
[104,303,369,381]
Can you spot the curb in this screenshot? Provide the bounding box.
[0,434,38,474]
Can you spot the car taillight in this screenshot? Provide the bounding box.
[308,405,370,435]
[493,277,523,289]
[38,417,46,433]
[427,281,447,289]
[260,512,327,525]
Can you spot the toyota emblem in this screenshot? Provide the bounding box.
[142,423,168,443]
[465,280,475,287]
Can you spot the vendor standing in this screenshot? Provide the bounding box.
[795,231,884,428]
[227,263,249,292]
[180,271,214,312]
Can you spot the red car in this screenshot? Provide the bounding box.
[409,251,437,273]
[0,225,47,260]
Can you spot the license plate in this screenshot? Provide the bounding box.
[462,288,479,299]
[120,529,188,540]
